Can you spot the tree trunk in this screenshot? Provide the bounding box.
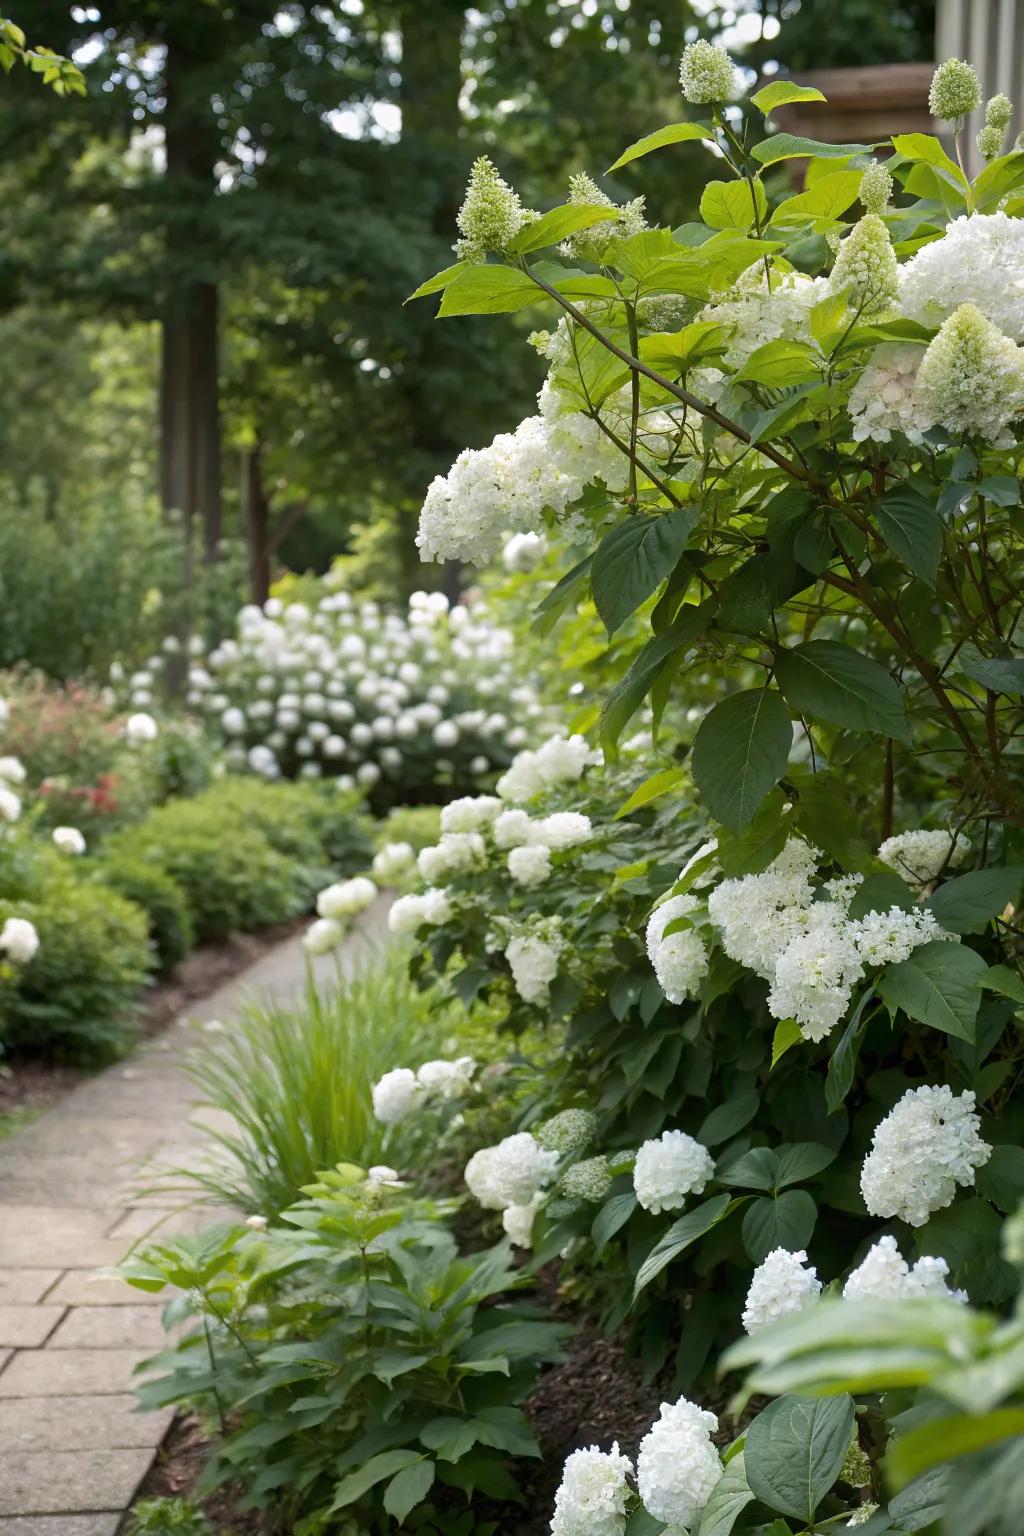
[159,35,222,573]
[241,440,271,604]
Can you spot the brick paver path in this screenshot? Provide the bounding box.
[0,901,390,1535]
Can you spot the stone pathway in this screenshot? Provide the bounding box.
[0,902,390,1535]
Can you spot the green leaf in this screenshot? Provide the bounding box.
[888,1408,1024,1488]
[716,1146,779,1193]
[825,987,876,1112]
[640,320,728,372]
[512,203,623,255]
[438,264,543,317]
[614,765,687,819]
[406,262,469,301]
[876,940,987,1042]
[633,1193,732,1296]
[600,601,712,753]
[591,510,697,637]
[771,171,863,228]
[982,963,1024,1007]
[892,133,969,191]
[608,121,715,171]
[592,1192,638,1253]
[691,688,793,833]
[744,1394,855,1522]
[752,81,827,114]
[420,1417,481,1463]
[771,1018,803,1069]
[532,553,594,638]
[959,652,1024,696]
[700,178,767,231]
[734,338,822,388]
[926,867,1024,934]
[774,640,911,745]
[330,1450,423,1512]
[383,1460,436,1523]
[774,1143,837,1189]
[873,488,942,586]
[741,1189,816,1262]
[695,1451,755,1536]
[698,1089,761,1146]
[976,1145,1024,1213]
[751,134,874,166]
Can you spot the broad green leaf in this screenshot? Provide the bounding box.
[892,133,969,192]
[695,1451,755,1536]
[640,320,728,372]
[774,1142,837,1189]
[633,1193,732,1296]
[771,1018,803,1069]
[438,264,543,317]
[734,338,822,388]
[511,203,623,255]
[876,940,987,1042]
[609,120,715,171]
[592,1192,638,1253]
[958,652,1024,696]
[406,261,468,301]
[744,1394,855,1523]
[614,765,687,819]
[825,987,877,1112]
[330,1450,423,1512]
[847,873,915,919]
[600,601,712,752]
[975,1145,1024,1213]
[532,553,594,638]
[887,1408,1024,1488]
[741,1189,816,1261]
[698,1089,761,1146]
[873,488,942,586]
[925,867,1024,934]
[700,178,767,231]
[982,963,1024,1007]
[774,640,911,745]
[770,170,862,227]
[752,81,827,114]
[716,1146,779,1193]
[691,688,793,833]
[752,134,874,167]
[383,1460,436,1523]
[591,510,697,636]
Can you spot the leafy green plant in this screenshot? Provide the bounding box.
[126,1497,213,1536]
[178,948,463,1214]
[123,1167,567,1532]
[97,856,193,973]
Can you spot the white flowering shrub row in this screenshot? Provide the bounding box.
[111,587,551,806]
[368,42,1024,1536]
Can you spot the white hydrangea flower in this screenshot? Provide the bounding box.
[848,344,931,445]
[0,917,39,964]
[124,712,158,745]
[52,826,86,856]
[742,1248,822,1333]
[852,905,948,966]
[843,1235,967,1302]
[634,1130,715,1215]
[829,213,899,315]
[464,1132,559,1210]
[535,733,593,786]
[505,933,561,1004]
[420,887,454,925]
[303,917,343,956]
[0,785,20,824]
[508,843,552,888]
[646,893,709,1006]
[372,841,415,883]
[316,876,378,920]
[416,1056,476,1099]
[371,1067,424,1125]
[0,756,26,785]
[679,39,735,103]
[636,1397,723,1529]
[388,893,429,936]
[417,832,486,882]
[860,1085,991,1227]
[915,302,1024,445]
[900,213,1024,342]
[534,812,592,850]
[503,1194,543,1248]
[440,795,502,833]
[550,1443,634,1536]
[878,829,970,892]
[503,531,546,572]
[767,901,865,1042]
[493,808,537,848]
[707,836,819,978]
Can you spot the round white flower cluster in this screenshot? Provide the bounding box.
[417,382,628,567]
[550,1443,634,1536]
[124,712,159,746]
[705,836,951,1041]
[303,876,379,954]
[118,590,547,797]
[503,1193,544,1248]
[742,1247,822,1334]
[842,1235,966,1302]
[633,1129,715,1215]
[900,212,1024,343]
[636,1396,723,1529]
[371,841,415,884]
[878,829,970,891]
[387,888,454,935]
[645,892,709,1005]
[52,826,86,857]
[371,1055,477,1125]
[860,1085,991,1227]
[464,1130,560,1210]
[505,926,564,1005]
[496,732,593,803]
[0,916,39,964]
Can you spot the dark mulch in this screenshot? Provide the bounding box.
[133,1415,269,1535]
[0,916,304,1124]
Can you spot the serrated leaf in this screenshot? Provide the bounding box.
[774,640,911,745]
[691,688,793,833]
[512,203,624,255]
[383,1460,435,1523]
[873,488,942,585]
[438,264,542,316]
[876,941,987,1042]
[591,510,697,636]
[959,652,1024,696]
[329,1450,423,1512]
[695,1451,755,1536]
[700,178,767,231]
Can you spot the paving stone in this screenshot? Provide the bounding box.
[0,1235,129,1272]
[0,1272,61,1305]
[48,1307,168,1351]
[0,1450,152,1515]
[0,1394,173,1451]
[0,1349,151,1398]
[0,1518,121,1536]
[105,1204,224,1241]
[0,1307,65,1348]
[0,1350,10,1376]
[43,1273,164,1308]
[0,1209,109,1244]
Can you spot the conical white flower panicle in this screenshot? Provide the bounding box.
[915,303,1024,446]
